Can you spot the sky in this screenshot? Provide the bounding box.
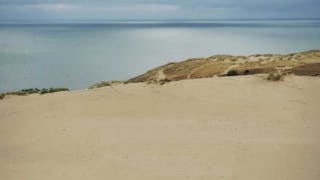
[0,0,319,21]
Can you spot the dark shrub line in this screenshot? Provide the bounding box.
[0,87,69,100]
[39,88,69,95]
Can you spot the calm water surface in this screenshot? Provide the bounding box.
[1,20,320,92]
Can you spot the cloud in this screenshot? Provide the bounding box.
[1,2,180,14]
[0,0,319,20]
[104,4,180,12]
[23,3,76,11]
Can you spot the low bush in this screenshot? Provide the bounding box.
[49,88,69,93]
[159,78,171,85]
[40,88,49,94]
[89,81,111,89]
[267,73,283,81]
[6,88,40,96]
[226,69,239,76]
[243,70,250,75]
[40,88,69,94]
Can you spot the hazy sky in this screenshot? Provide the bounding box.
[0,0,319,21]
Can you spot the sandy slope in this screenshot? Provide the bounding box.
[1,75,320,180]
[128,50,320,83]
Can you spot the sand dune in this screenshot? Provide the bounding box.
[128,50,320,83]
[1,75,320,180]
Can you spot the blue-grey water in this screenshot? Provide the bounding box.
[1,20,320,92]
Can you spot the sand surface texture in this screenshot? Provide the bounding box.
[1,75,320,180]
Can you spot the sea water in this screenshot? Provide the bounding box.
[1,20,320,92]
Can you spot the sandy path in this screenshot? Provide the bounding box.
[0,75,320,180]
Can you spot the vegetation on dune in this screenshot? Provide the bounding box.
[89,81,123,89]
[159,78,171,85]
[243,70,251,75]
[5,88,40,96]
[126,50,320,84]
[226,69,239,76]
[39,88,69,95]
[266,73,283,81]
[146,78,172,85]
[0,93,5,100]
[88,81,111,89]
[0,87,69,100]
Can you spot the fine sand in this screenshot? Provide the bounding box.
[1,75,320,180]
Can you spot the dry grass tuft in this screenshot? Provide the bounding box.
[266,73,283,81]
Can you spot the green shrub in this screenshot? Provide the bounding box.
[6,88,40,96]
[1,87,69,97]
[226,69,238,76]
[21,88,40,94]
[40,88,49,95]
[40,88,69,95]
[89,81,111,89]
[49,88,69,93]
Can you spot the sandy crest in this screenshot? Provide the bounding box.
[0,75,320,180]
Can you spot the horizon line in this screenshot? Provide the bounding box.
[1,18,320,25]
[1,17,320,21]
